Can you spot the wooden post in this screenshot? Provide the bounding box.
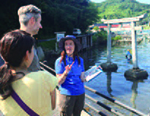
[131,21,138,68]
[90,35,92,47]
[84,36,87,48]
[55,42,57,51]
[107,24,111,63]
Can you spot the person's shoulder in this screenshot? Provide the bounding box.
[40,70,58,85]
[30,70,52,75]
[24,71,58,91]
[55,56,61,62]
[28,70,56,80]
[27,70,45,77]
[55,57,64,65]
[18,71,45,84]
[41,70,54,76]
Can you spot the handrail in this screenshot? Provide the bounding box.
[85,103,107,116]
[83,108,93,116]
[85,86,147,116]
[40,62,55,73]
[85,94,125,116]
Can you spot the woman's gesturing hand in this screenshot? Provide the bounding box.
[65,61,74,74]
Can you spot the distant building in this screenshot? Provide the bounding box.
[93,23,131,29]
[88,23,131,33]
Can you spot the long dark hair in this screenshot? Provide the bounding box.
[60,41,80,65]
[0,29,34,100]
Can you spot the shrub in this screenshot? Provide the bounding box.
[112,35,122,41]
[92,30,107,44]
[37,39,56,50]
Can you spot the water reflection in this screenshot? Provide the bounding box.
[106,72,113,97]
[125,79,146,116]
[130,80,138,116]
[127,59,132,64]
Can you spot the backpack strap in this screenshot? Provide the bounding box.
[11,89,39,116]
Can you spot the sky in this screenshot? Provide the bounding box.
[91,0,150,4]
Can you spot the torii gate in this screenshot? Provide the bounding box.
[101,14,148,79]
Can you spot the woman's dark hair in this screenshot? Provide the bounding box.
[60,41,80,65]
[0,29,34,100]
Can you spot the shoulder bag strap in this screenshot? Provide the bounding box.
[11,89,39,116]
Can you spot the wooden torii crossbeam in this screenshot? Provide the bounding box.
[101,13,147,23]
[101,13,147,69]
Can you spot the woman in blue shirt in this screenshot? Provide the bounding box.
[55,35,86,116]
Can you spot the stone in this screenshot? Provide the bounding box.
[100,62,118,72]
[124,68,148,81]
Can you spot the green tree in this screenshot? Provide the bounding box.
[0,0,99,39]
[93,26,99,31]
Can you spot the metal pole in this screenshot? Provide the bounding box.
[85,103,107,116]
[85,86,147,116]
[40,62,56,73]
[85,94,125,116]
[83,108,93,116]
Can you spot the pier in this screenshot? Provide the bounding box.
[76,34,93,50]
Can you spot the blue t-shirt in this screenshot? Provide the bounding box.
[55,55,85,96]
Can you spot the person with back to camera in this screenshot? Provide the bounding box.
[126,49,132,60]
[55,35,86,116]
[0,30,58,116]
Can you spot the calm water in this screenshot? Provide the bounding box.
[46,37,150,115]
[82,42,150,115]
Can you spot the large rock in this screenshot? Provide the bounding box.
[101,62,118,72]
[124,68,148,81]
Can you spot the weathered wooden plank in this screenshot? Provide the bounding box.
[101,13,147,24]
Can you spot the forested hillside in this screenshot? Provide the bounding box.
[95,0,150,24]
[1,0,150,39]
[0,0,98,38]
